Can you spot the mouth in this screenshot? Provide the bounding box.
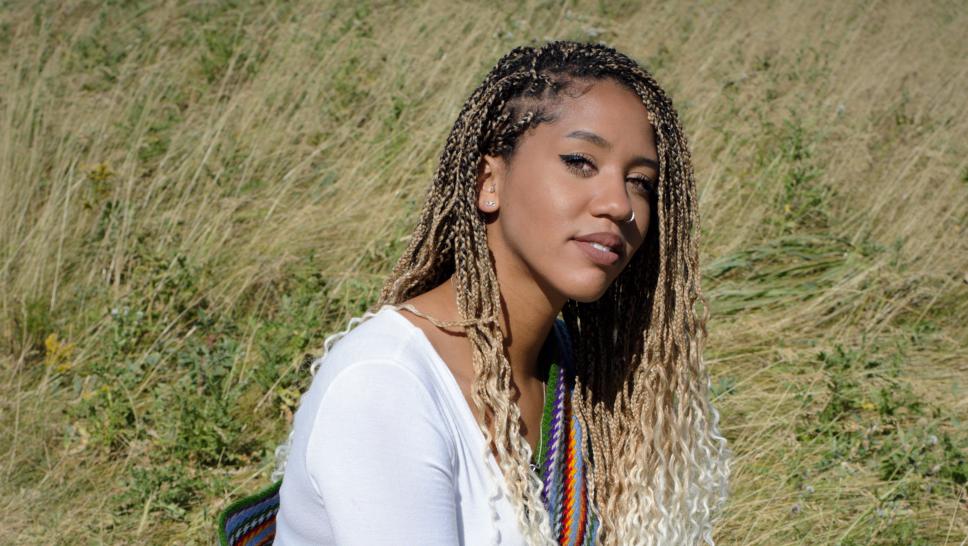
[572,234,623,266]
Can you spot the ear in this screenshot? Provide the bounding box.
[476,154,505,214]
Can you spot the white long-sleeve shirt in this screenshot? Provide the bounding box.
[274,305,527,545]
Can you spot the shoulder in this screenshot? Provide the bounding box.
[308,306,440,395]
[290,306,457,451]
[290,307,459,469]
[298,358,458,504]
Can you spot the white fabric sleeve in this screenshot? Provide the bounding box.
[304,359,460,545]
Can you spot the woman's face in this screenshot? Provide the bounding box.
[477,77,658,304]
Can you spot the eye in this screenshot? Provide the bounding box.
[561,154,657,197]
[559,153,596,177]
[627,176,657,196]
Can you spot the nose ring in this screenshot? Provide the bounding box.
[625,210,636,223]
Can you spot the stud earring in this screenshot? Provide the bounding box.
[484,200,496,207]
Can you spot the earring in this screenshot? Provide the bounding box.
[488,184,496,192]
[484,200,496,207]
[626,210,636,223]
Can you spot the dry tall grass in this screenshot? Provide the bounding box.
[1,1,965,544]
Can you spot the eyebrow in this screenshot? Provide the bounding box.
[565,130,659,171]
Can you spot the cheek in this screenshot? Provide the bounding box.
[501,172,578,253]
[627,202,653,256]
[640,204,653,239]
[508,164,574,219]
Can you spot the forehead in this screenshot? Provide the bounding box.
[541,78,656,153]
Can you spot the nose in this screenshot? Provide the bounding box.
[588,168,634,223]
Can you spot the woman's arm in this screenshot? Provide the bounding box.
[304,360,459,545]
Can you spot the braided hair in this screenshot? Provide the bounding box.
[374,41,731,545]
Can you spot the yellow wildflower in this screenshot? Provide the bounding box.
[44,333,76,371]
[86,162,115,183]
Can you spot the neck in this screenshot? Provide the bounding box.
[435,269,563,387]
[493,269,563,386]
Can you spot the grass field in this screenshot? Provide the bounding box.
[1,1,966,544]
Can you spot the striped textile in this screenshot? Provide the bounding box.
[217,480,281,546]
[536,319,599,545]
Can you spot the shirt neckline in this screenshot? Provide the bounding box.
[381,306,506,468]
[380,305,565,538]
[380,305,558,473]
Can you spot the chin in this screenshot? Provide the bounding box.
[570,293,606,304]
[558,273,614,303]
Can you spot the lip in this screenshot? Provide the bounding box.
[572,232,624,266]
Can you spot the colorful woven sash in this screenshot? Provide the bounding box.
[535,318,599,545]
[217,319,597,545]
[217,479,281,546]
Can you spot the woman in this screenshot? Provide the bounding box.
[273,40,730,545]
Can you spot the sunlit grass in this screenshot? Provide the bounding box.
[1,1,965,544]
